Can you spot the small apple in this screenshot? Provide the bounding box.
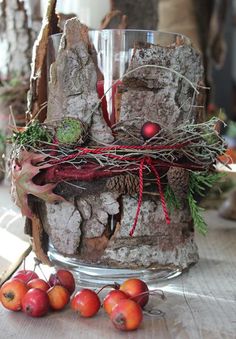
[47,285,70,311]
[27,278,50,292]
[13,270,38,283]
[21,288,50,317]
[49,269,75,295]
[71,289,101,317]
[119,278,149,308]
[0,279,28,311]
[110,299,143,331]
[103,290,129,315]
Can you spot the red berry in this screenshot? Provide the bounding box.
[119,278,149,308]
[103,290,129,315]
[71,289,101,317]
[141,121,161,140]
[110,299,143,331]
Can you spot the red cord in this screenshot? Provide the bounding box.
[129,159,145,236]
[129,157,171,237]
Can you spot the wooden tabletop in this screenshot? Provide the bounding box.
[1,202,236,338]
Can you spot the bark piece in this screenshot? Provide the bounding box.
[120,42,203,128]
[42,201,82,256]
[31,215,51,266]
[27,0,60,123]
[77,191,119,239]
[46,18,113,144]
[101,195,197,268]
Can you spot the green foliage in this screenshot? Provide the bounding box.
[188,192,207,235]
[12,120,52,148]
[165,184,180,213]
[0,132,5,153]
[189,171,225,197]
[188,171,225,235]
[165,171,224,235]
[56,117,83,145]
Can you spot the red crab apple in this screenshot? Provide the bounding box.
[21,288,50,317]
[119,278,149,308]
[110,299,143,331]
[103,290,129,315]
[27,278,50,292]
[13,270,38,283]
[0,279,28,311]
[71,289,101,317]
[49,269,75,295]
[47,285,70,311]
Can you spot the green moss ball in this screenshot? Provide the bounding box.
[56,118,83,145]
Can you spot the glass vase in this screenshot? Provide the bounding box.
[44,28,200,286]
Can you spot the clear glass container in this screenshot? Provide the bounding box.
[46,29,198,287]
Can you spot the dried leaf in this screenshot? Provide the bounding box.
[11,151,64,218]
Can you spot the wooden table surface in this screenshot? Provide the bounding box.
[0,194,236,338]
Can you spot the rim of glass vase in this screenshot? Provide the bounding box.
[49,29,191,45]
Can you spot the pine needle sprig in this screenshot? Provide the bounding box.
[188,192,207,235]
[188,171,225,234]
[165,184,181,213]
[189,171,225,197]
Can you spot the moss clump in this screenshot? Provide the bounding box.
[56,118,83,145]
[12,120,52,148]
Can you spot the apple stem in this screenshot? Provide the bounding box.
[96,282,120,295]
[33,257,48,283]
[130,289,166,303]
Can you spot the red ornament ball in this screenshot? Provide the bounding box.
[141,121,161,140]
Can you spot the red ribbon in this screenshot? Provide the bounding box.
[47,143,197,236]
[129,157,170,236]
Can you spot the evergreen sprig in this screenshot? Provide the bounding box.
[188,191,207,235]
[188,171,225,234]
[165,171,224,235]
[165,184,181,213]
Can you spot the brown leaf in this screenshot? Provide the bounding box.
[11,151,64,218]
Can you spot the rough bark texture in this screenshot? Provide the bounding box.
[46,18,113,144]
[0,0,31,77]
[26,0,60,123]
[111,0,158,30]
[120,41,204,129]
[100,40,203,268]
[33,18,205,271]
